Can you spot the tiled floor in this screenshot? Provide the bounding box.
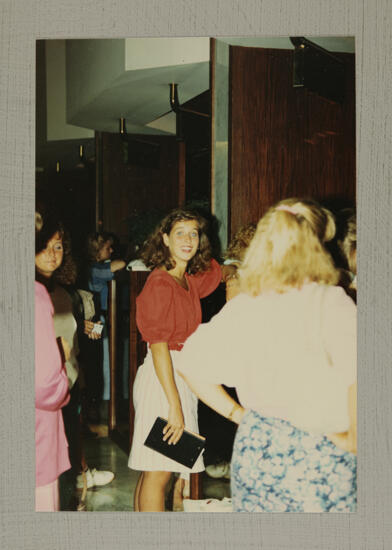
[61,433,231,512]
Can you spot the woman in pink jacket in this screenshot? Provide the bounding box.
[35,213,70,511]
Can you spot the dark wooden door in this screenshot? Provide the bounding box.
[128,270,149,450]
[98,132,181,243]
[229,46,355,237]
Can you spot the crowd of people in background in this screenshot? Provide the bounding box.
[35,196,357,512]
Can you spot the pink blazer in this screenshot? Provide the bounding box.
[35,281,70,487]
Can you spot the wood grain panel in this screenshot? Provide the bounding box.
[229,46,355,238]
[128,271,149,449]
[178,141,186,206]
[101,133,179,243]
[108,280,117,432]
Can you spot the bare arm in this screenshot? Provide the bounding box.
[178,370,245,425]
[225,276,241,301]
[221,264,237,283]
[221,264,241,301]
[150,342,184,445]
[110,259,126,272]
[326,382,357,454]
[57,336,70,362]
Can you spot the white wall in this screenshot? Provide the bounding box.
[46,40,94,141]
[125,37,209,70]
[65,38,125,123]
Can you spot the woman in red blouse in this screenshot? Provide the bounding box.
[128,208,222,511]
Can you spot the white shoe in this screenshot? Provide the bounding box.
[205,461,230,479]
[183,497,232,512]
[76,468,114,489]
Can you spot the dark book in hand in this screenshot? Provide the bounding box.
[143,417,206,469]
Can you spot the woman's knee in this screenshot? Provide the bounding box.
[143,470,172,489]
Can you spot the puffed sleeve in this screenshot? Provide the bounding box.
[322,286,357,385]
[35,283,70,411]
[190,258,222,298]
[176,294,249,387]
[136,275,176,344]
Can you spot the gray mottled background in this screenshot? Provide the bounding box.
[1,1,391,548]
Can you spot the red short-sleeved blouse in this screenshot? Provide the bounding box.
[136,259,222,351]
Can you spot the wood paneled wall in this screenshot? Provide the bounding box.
[229,46,355,238]
[36,164,96,262]
[100,133,180,243]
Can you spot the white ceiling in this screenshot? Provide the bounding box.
[60,36,355,137]
[67,61,209,135]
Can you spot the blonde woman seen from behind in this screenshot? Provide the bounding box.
[177,198,357,512]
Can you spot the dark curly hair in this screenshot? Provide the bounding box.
[35,213,77,286]
[224,223,257,263]
[336,208,357,274]
[140,208,212,274]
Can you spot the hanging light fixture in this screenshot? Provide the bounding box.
[118,116,161,168]
[169,83,210,118]
[119,117,127,137]
[169,83,210,141]
[75,144,85,169]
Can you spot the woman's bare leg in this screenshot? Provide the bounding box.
[138,471,172,512]
[133,472,144,511]
[172,476,185,511]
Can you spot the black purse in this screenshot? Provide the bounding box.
[144,417,206,469]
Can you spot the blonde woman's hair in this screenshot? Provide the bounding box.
[239,198,339,296]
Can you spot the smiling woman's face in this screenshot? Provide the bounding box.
[163,220,199,267]
[35,232,64,278]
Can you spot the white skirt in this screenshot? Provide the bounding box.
[128,349,205,474]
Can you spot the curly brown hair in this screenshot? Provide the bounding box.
[224,223,257,263]
[54,230,77,286]
[337,209,356,274]
[140,208,212,274]
[35,214,77,286]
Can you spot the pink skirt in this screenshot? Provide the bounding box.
[35,479,59,512]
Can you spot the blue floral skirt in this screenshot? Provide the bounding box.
[231,410,357,512]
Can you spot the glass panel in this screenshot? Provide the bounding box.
[211,39,230,251]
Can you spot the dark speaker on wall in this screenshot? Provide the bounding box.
[290,36,346,104]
